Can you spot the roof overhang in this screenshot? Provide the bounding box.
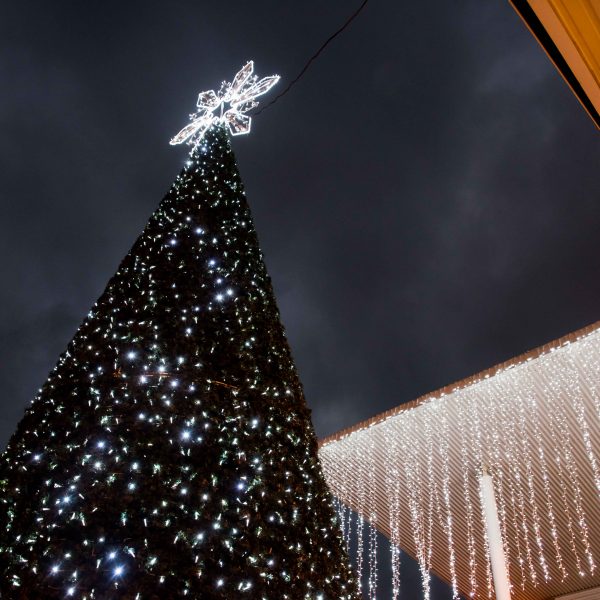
[319,321,600,599]
[510,0,600,129]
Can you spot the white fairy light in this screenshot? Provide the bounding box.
[170,61,280,149]
[319,328,600,599]
[542,366,586,576]
[545,360,595,574]
[470,391,494,597]
[343,458,355,553]
[438,408,459,598]
[456,395,479,598]
[580,336,600,422]
[3,113,361,585]
[496,378,538,585]
[522,370,567,580]
[354,439,366,595]
[509,374,550,582]
[406,426,431,600]
[366,438,378,599]
[565,352,600,500]
[383,425,402,599]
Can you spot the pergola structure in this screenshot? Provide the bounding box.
[319,322,600,599]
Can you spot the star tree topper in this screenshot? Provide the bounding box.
[170,61,280,148]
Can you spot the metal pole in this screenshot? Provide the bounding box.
[480,468,511,600]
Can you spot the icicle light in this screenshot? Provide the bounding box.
[320,325,600,599]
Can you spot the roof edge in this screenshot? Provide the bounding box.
[319,319,600,447]
[509,0,600,130]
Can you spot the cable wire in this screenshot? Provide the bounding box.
[254,0,369,115]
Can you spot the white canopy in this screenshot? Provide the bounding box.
[319,322,600,599]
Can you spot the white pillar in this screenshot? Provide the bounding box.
[480,469,511,600]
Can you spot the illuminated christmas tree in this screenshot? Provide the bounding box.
[0,63,359,599]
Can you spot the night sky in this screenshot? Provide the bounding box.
[1,1,599,598]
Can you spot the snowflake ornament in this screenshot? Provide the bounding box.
[170,61,280,148]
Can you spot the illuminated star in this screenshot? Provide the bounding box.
[170,61,280,148]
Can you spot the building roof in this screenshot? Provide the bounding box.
[510,0,600,129]
[319,321,600,599]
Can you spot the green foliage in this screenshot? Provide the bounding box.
[0,127,359,599]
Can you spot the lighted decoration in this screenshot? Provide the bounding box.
[170,61,279,148]
[319,329,600,600]
[0,121,358,596]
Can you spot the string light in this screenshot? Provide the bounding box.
[170,61,280,148]
[366,437,377,599]
[0,123,360,598]
[384,426,402,599]
[320,328,600,598]
[456,394,480,598]
[565,354,600,500]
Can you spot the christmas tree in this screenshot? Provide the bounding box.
[0,64,359,599]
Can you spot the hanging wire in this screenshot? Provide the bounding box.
[254,0,369,115]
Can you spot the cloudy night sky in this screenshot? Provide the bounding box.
[1,1,599,597]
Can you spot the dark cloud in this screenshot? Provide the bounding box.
[1,1,599,597]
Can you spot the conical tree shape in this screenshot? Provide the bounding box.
[0,126,359,599]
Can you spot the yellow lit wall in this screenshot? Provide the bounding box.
[511,0,600,129]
